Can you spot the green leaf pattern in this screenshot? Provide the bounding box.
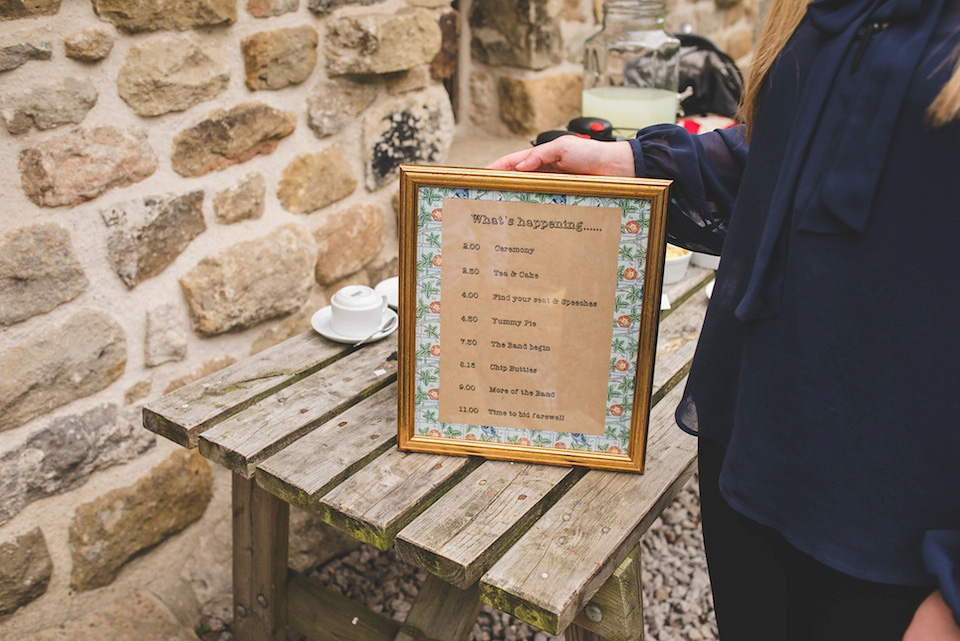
[413,187,651,455]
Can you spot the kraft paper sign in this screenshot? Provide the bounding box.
[397,166,670,473]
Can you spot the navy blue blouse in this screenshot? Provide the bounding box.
[630,0,960,621]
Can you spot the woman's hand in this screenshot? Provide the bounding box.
[488,137,636,177]
[904,591,960,641]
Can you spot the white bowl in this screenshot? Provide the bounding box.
[691,251,721,270]
[663,245,692,284]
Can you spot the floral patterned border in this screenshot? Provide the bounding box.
[412,186,651,455]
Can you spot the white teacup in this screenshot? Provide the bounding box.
[330,285,389,338]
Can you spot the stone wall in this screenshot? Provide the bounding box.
[0,0,760,638]
[0,0,454,637]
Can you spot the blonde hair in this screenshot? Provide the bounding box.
[741,0,960,136]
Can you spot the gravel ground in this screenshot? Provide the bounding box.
[197,474,716,641]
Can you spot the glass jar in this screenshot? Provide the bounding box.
[582,1,681,137]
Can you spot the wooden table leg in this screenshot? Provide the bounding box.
[396,574,483,641]
[566,546,645,641]
[566,624,609,641]
[233,473,290,641]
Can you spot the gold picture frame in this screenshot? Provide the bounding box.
[397,165,671,473]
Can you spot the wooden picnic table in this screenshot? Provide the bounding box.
[142,265,714,641]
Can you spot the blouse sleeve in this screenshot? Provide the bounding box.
[922,530,960,626]
[629,123,748,255]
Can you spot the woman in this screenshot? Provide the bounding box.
[491,1,960,639]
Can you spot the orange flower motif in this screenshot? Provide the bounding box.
[623,268,638,281]
[432,254,442,267]
[609,404,624,416]
[625,220,641,233]
[554,442,567,449]
[517,437,531,446]
[464,433,477,440]
[429,301,441,313]
[431,208,443,221]
[430,344,441,357]
[608,445,622,454]
[427,388,440,400]
[615,360,629,371]
[617,315,632,328]
[428,429,442,437]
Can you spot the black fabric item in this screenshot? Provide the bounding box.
[698,437,932,641]
[676,33,744,118]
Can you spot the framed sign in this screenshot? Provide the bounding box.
[397,165,670,473]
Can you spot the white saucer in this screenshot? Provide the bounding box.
[311,306,398,344]
[705,279,715,300]
[375,276,399,309]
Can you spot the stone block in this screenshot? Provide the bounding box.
[385,65,432,94]
[242,26,317,91]
[163,356,236,394]
[101,191,207,289]
[247,0,298,16]
[145,303,188,367]
[64,27,114,61]
[0,0,59,20]
[307,76,379,138]
[430,10,458,80]
[326,9,442,75]
[213,173,265,224]
[0,309,126,433]
[469,71,496,126]
[313,203,384,285]
[179,224,317,335]
[172,102,295,177]
[249,287,325,354]
[470,0,562,70]
[363,85,454,189]
[91,0,236,33]
[278,147,357,214]
[306,0,379,15]
[366,255,398,285]
[0,224,87,326]
[19,126,157,208]
[118,35,229,117]
[30,591,195,641]
[0,528,51,618]
[69,450,212,591]
[498,72,583,135]
[0,34,51,72]
[1,77,97,135]
[124,380,152,405]
[0,404,155,525]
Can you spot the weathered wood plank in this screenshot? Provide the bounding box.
[286,569,399,641]
[144,331,361,448]
[256,385,399,507]
[395,574,482,641]
[478,379,697,635]
[650,288,708,406]
[318,447,482,550]
[570,546,644,641]
[232,474,289,641]
[395,462,584,589]
[199,339,398,477]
